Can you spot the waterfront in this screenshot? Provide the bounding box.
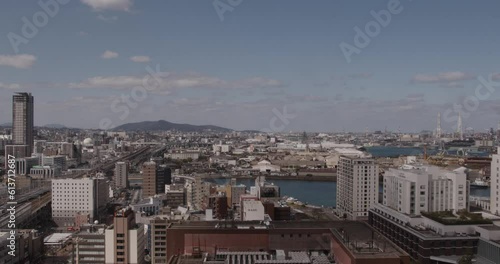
[211,178,490,208]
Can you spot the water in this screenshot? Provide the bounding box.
[211,178,490,208]
[366,146,432,157]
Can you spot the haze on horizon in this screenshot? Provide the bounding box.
[1,0,500,133]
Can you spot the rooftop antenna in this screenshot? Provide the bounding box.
[457,112,463,140]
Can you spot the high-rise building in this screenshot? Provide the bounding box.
[105,208,146,264]
[383,165,469,215]
[12,92,34,156]
[491,147,500,215]
[114,162,129,189]
[142,162,172,197]
[142,161,158,197]
[51,177,109,227]
[336,150,378,220]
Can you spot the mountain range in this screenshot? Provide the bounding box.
[113,120,232,132]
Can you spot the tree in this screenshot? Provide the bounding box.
[458,252,473,264]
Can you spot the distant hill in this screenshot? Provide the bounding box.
[43,124,67,129]
[113,120,232,132]
[0,122,12,127]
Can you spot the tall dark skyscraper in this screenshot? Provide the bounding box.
[12,92,34,156]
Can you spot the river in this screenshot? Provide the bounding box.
[211,178,490,208]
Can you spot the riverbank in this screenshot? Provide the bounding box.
[202,174,336,182]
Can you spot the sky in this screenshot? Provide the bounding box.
[1,0,500,132]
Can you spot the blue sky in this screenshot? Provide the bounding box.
[1,0,500,132]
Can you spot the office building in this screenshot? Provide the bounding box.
[43,155,67,171]
[491,147,500,215]
[71,224,107,264]
[150,220,409,264]
[242,200,265,221]
[226,184,246,208]
[383,165,469,215]
[207,195,228,219]
[51,177,109,227]
[105,208,146,264]
[114,162,129,189]
[142,161,158,197]
[157,164,172,187]
[12,92,34,156]
[15,156,40,175]
[336,150,378,220]
[369,203,492,264]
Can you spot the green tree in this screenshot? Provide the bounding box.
[458,253,473,264]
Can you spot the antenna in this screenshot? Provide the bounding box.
[436,112,442,138]
[457,112,463,140]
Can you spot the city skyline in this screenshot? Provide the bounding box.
[1,1,500,132]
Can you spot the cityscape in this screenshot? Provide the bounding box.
[1,1,500,264]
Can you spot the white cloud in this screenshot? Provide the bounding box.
[101,50,119,59]
[68,72,285,93]
[0,54,36,69]
[0,82,21,90]
[130,56,151,63]
[439,82,464,88]
[81,0,133,11]
[411,71,475,84]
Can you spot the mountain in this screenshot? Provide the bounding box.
[0,122,12,127]
[43,124,67,129]
[113,120,232,132]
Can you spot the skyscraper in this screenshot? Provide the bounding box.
[114,162,129,189]
[142,161,157,197]
[336,150,378,220]
[12,92,34,156]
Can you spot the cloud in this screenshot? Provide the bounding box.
[68,72,285,93]
[439,82,464,88]
[81,0,133,11]
[130,56,151,63]
[101,50,119,59]
[78,31,89,36]
[97,14,118,22]
[411,71,475,84]
[0,82,21,90]
[0,54,36,69]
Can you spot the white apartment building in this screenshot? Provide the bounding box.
[242,200,265,221]
[336,151,378,220]
[384,165,469,216]
[114,161,128,189]
[52,177,109,227]
[491,147,500,215]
